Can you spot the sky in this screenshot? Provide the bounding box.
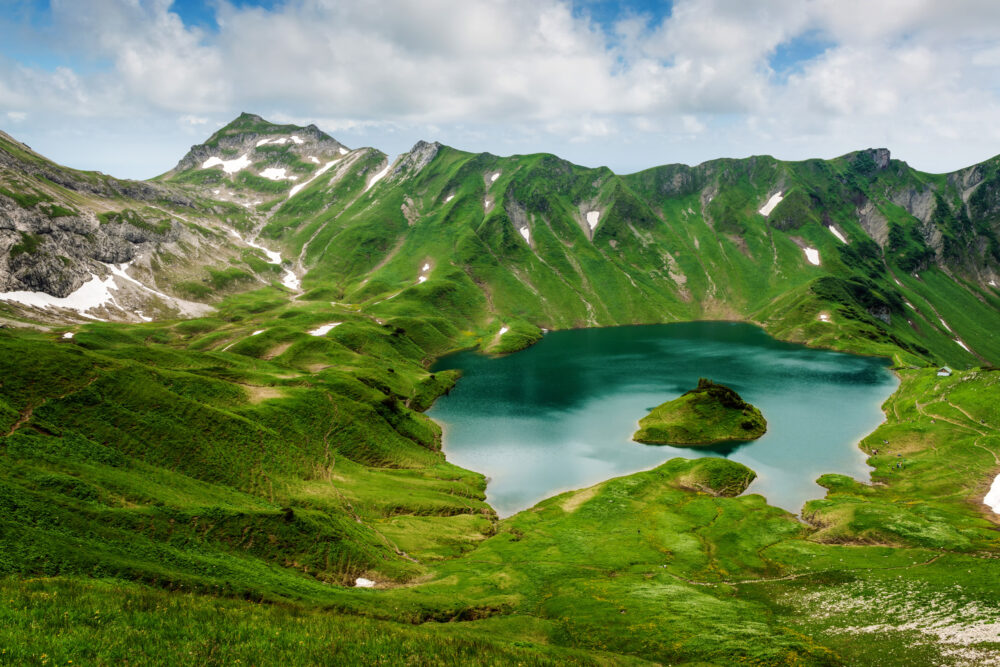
[3,0,1000,179]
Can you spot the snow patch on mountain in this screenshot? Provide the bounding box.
[202,154,252,174]
[759,192,784,216]
[829,225,848,243]
[804,247,820,265]
[985,475,1000,513]
[259,168,297,181]
[308,322,341,336]
[365,162,391,192]
[0,274,118,319]
[289,160,339,197]
[586,211,600,230]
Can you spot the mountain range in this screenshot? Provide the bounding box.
[1,113,999,665]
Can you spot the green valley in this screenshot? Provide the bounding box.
[1,113,999,665]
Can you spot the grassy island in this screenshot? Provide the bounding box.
[634,378,767,446]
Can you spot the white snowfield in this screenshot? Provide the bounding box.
[519,227,530,243]
[365,162,391,192]
[586,211,600,230]
[308,156,320,164]
[354,577,375,588]
[289,159,339,198]
[0,273,118,319]
[308,322,342,336]
[985,475,1000,513]
[259,167,297,181]
[282,271,301,290]
[105,262,172,301]
[62,332,75,339]
[231,229,300,290]
[955,339,971,352]
[256,135,303,147]
[804,247,821,265]
[445,194,455,203]
[490,171,500,183]
[251,330,264,336]
[202,154,251,174]
[339,147,349,155]
[829,225,848,243]
[499,326,509,335]
[758,192,784,216]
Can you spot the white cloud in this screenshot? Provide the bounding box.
[4,0,1000,177]
[6,111,26,122]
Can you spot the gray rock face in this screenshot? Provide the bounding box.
[867,303,892,325]
[871,148,891,171]
[393,141,440,178]
[891,187,936,224]
[0,195,177,297]
[857,201,889,247]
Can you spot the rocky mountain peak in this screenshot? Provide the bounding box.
[165,113,348,177]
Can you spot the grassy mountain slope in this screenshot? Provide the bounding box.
[2,115,1000,664]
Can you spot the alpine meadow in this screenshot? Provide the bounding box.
[4,4,1000,661]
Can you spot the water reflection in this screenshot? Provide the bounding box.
[430,323,897,517]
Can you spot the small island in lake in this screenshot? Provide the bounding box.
[633,378,767,446]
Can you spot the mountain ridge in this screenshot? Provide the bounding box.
[2,113,1000,664]
[0,112,998,369]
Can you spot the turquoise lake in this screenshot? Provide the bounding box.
[429,322,898,517]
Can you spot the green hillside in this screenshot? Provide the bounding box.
[1,115,1000,664]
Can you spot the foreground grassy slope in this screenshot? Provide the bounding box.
[2,301,999,665]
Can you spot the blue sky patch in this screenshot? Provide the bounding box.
[769,30,834,79]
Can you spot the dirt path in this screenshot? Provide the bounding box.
[915,400,999,468]
[3,405,35,437]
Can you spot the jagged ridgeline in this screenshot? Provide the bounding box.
[2,114,1000,664]
[1,113,999,366]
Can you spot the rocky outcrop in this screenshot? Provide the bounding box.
[0,195,177,297]
[890,187,936,224]
[167,113,347,176]
[393,141,440,178]
[857,200,890,247]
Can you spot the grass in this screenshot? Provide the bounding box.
[633,378,767,446]
[2,117,1000,664]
